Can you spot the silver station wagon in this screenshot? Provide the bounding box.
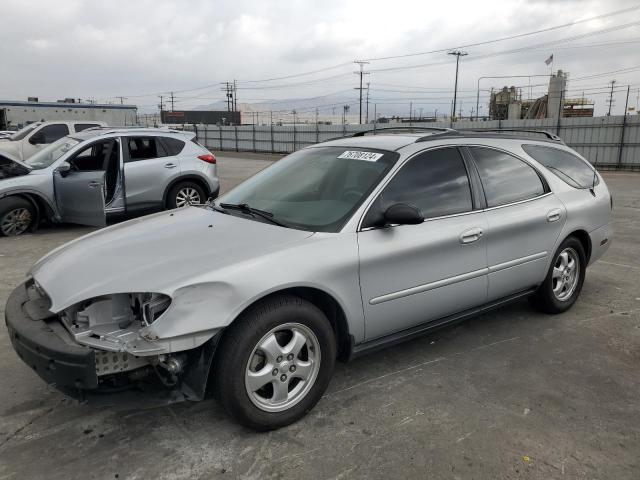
[5,128,613,430]
[0,127,219,236]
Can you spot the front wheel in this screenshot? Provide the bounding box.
[212,294,336,431]
[529,236,586,314]
[0,197,35,237]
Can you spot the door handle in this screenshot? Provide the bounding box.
[88,181,103,188]
[547,209,562,222]
[164,162,177,169]
[460,227,483,244]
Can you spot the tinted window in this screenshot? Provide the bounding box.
[377,147,473,219]
[470,147,545,207]
[522,144,597,189]
[75,123,101,132]
[70,140,117,171]
[128,137,158,161]
[161,137,185,156]
[36,124,69,143]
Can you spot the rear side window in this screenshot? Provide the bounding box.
[470,147,545,207]
[75,123,101,132]
[160,137,186,156]
[127,137,159,161]
[377,147,473,219]
[522,144,597,189]
[36,124,69,143]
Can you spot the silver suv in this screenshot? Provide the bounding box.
[5,128,612,430]
[0,127,219,235]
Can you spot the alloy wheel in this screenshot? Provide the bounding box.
[245,323,321,413]
[552,247,580,301]
[1,208,32,236]
[175,187,201,207]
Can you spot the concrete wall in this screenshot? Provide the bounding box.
[0,103,137,128]
[189,114,640,169]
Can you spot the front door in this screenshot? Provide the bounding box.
[53,138,122,227]
[358,147,489,341]
[466,146,566,300]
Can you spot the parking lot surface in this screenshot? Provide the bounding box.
[0,155,638,480]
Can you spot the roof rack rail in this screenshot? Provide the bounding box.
[461,129,562,142]
[350,126,455,137]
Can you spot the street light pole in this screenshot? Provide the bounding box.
[448,50,467,122]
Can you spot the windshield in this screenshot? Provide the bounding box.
[23,137,80,169]
[218,146,398,232]
[9,123,41,141]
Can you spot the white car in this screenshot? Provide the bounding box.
[0,121,106,160]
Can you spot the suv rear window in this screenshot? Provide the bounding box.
[522,144,597,189]
[161,137,185,156]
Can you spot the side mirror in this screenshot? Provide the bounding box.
[57,161,71,177]
[29,133,45,145]
[383,203,424,225]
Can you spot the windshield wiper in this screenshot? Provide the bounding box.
[218,203,291,228]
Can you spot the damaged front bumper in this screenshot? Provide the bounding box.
[5,282,219,403]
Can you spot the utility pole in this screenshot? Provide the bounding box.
[169,92,175,112]
[607,79,617,116]
[448,50,468,121]
[116,96,126,105]
[365,82,370,124]
[233,79,238,112]
[158,95,164,112]
[354,60,370,124]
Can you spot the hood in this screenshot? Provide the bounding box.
[0,141,21,159]
[0,152,30,180]
[31,207,314,311]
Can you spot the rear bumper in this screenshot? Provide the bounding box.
[5,282,98,390]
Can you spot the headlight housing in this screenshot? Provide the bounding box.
[130,293,172,326]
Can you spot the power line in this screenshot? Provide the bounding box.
[361,4,640,62]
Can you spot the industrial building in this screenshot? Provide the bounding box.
[0,98,137,130]
[161,110,241,125]
[489,70,594,120]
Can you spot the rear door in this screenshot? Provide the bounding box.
[466,146,566,300]
[123,136,181,209]
[357,147,489,340]
[23,123,70,159]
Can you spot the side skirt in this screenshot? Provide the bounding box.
[349,288,537,360]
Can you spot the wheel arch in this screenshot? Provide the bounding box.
[0,191,55,229]
[162,175,212,207]
[218,286,353,363]
[566,229,592,263]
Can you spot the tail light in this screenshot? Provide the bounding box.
[198,153,216,164]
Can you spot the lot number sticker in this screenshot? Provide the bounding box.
[338,151,384,161]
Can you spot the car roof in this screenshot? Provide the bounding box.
[71,128,194,141]
[316,128,563,152]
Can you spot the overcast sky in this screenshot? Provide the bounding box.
[1,0,640,117]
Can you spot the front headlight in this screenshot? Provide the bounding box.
[130,293,172,326]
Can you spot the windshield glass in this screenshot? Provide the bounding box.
[23,137,80,169]
[9,123,41,141]
[218,146,397,232]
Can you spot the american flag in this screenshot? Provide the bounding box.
[545,54,554,66]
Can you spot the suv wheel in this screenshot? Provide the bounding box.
[0,197,35,237]
[167,181,206,209]
[529,236,586,314]
[213,294,336,431]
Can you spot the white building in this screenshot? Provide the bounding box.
[0,99,137,129]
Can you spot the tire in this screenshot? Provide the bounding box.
[528,236,586,314]
[0,197,35,237]
[212,294,336,431]
[166,181,206,209]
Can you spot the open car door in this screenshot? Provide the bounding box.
[52,139,121,228]
[53,169,107,227]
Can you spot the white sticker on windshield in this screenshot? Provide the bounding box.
[338,150,384,162]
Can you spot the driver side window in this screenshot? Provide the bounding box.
[375,147,473,220]
[69,140,117,171]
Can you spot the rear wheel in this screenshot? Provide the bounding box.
[0,197,35,237]
[213,294,336,431]
[529,236,586,314]
[166,181,206,209]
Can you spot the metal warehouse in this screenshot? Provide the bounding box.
[0,99,138,129]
